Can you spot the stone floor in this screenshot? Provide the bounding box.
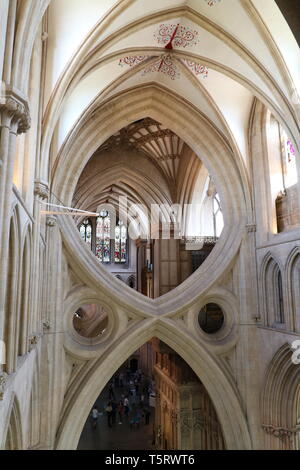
[77,382,155,450]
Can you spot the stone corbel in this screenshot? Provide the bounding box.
[34,180,49,200]
[43,320,51,332]
[46,216,57,227]
[0,85,31,134]
[0,372,8,401]
[29,335,39,351]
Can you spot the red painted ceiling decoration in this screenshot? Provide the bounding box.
[119,56,148,67]
[154,23,199,49]
[204,0,222,6]
[142,54,180,80]
[182,59,209,78]
[118,22,210,80]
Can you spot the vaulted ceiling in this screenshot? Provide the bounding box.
[43,0,300,203]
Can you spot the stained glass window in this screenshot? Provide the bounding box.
[281,129,297,188]
[96,212,111,263]
[115,220,127,263]
[79,219,92,249]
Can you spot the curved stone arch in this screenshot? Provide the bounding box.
[17,228,32,357]
[285,246,300,332]
[28,363,41,449]
[2,393,23,450]
[74,164,174,215]
[189,287,240,354]
[55,319,252,450]
[41,4,300,167]
[54,85,248,315]
[4,209,20,374]
[63,287,121,358]
[261,343,300,450]
[11,0,51,93]
[51,85,249,217]
[259,252,284,327]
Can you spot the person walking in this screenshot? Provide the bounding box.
[144,407,151,425]
[111,401,117,425]
[105,402,113,427]
[91,406,99,429]
[124,396,129,418]
[108,382,115,400]
[118,401,124,424]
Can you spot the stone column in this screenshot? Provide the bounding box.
[39,216,66,449]
[0,87,30,371]
[30,180,49,336]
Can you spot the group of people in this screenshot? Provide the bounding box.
[91,368,152,431]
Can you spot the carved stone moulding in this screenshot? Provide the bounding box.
[262,424,299,440]
[0,85,31,134]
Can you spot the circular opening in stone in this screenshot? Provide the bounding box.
[198,303,224,334]
[73,304,109,339]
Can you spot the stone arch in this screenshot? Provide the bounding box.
[3,394,23,450]
[28,365,41,449]
[55,320,252,450]
[261,343,300,450]
[17,229,32,357]
[40,2,300,169]
[260,253,285,327]
[51,85,250,218]
[285,247,300,332]
[4,210,20,374]
[52,85,249,315]
[11,0,50,93]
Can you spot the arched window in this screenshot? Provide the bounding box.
[96,211,111,262]
[79,213,128,264]
[115,220,127,263]
[213,194,223,237]
[79,219,92,249]
[280,128,297,189]
[263,257,285,327]
[275,270,284,324]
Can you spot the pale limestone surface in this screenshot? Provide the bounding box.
[0,0,299,451]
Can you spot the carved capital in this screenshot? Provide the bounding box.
[246,223,257,233]
[43,320,51,332]
[46,216,57,227]
[0,85,31,134]
[29,335,39,351]
[0,372,8,401]
[34,180,49,200]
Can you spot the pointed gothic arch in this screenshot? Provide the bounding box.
[260,253,285,328]
[285,247,300,332]
[55,320,251,450]
[262,344,300,450]
[4,211,20,374]
[3,395,23,450]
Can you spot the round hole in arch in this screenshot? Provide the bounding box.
[73,304,109,339]
[198,303,224,334]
